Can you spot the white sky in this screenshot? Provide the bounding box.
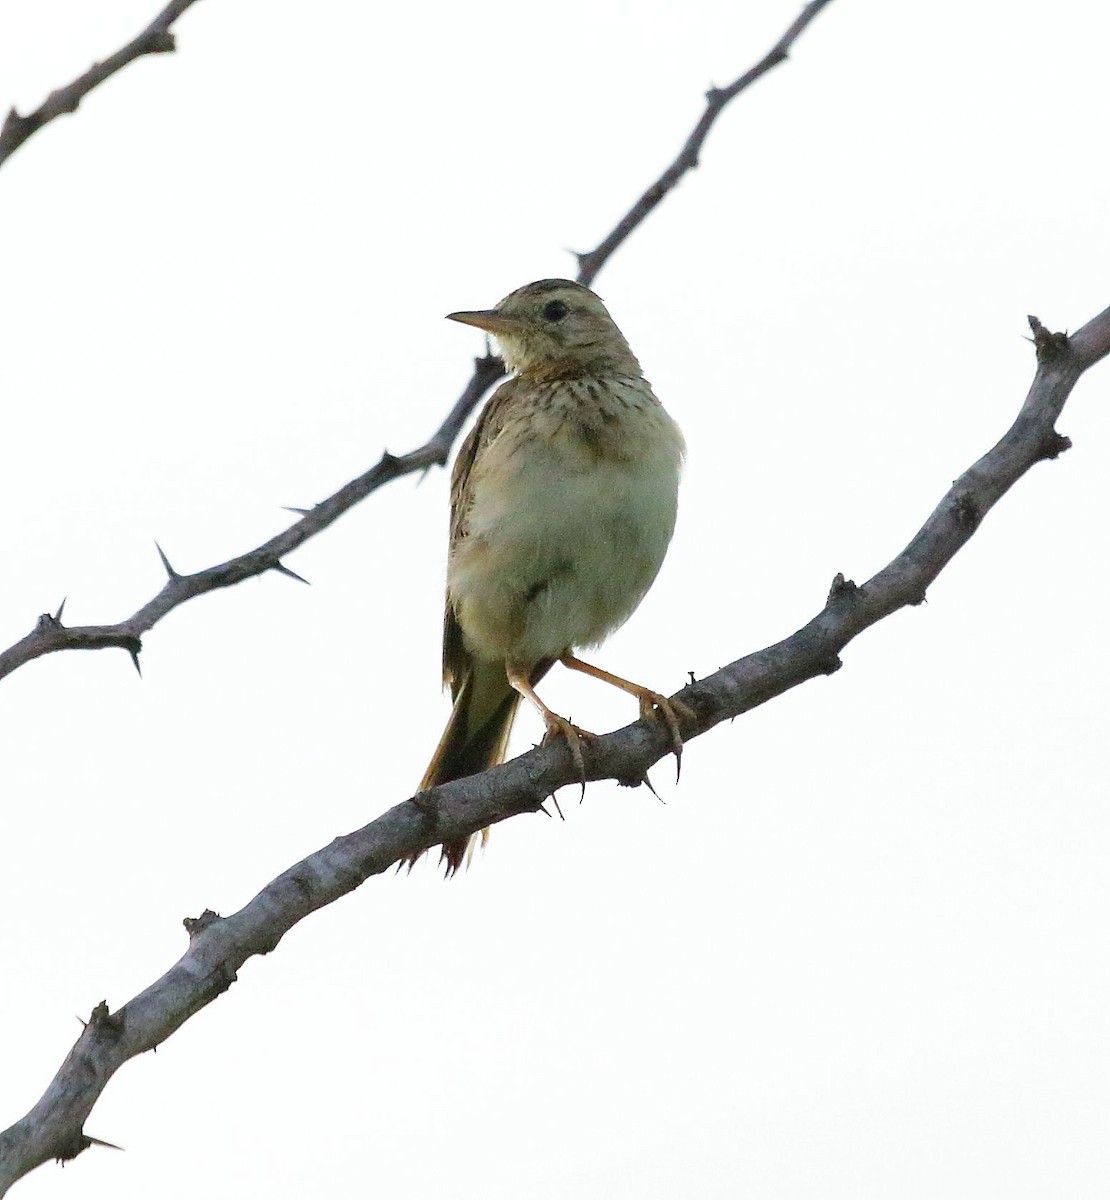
[2,1,1109,1197]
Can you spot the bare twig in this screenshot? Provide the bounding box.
[0,1,201,170]
[2,304,1107,1193]
[574,0,835,284]
[0,0,836,684]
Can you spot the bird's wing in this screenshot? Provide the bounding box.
[441,376,521,694]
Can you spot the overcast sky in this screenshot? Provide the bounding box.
[2,2,1110,1197]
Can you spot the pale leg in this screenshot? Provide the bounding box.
[559,652,693,773]
[506,664,593,786]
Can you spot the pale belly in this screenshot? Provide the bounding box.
[449,415,682,667]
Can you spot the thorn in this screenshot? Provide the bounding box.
[641,772,664,803]
[1027,315,1069,362]
[538,802,553,819]
[1040,431,1072,460]
[129,646,142,677]
[687,670,697,686]
[154,542,178,579]
[827,573,859,604]
[379,449,401,469]
[84,1134,123,1152]
[148,29,176,53]
[551,794,565,822]
[183,909,220,939]
[83,1000,124,1039]
[54,596,67,622]
[282,505,312,516]
[272,561,310,585]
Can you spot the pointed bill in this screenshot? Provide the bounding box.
[445,309,523,336]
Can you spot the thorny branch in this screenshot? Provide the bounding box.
[0,0,836,683]
[2,305,1108,1193]
[574,0,835,284]
[0,0,202,170]
[0,355,505,681]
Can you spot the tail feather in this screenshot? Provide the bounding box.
[420,663,520,794]
[411,658,550,875]
[413,660,519,876]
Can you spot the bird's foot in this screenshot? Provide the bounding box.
[635,692,696,781]
[541,713,596,796]
[557,652,696,782]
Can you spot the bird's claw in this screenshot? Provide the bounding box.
[542,715,595,797]
[637,693,695,781]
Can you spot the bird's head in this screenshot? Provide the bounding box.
[447,279,642,380]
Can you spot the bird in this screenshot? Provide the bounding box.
[413,278,688,874]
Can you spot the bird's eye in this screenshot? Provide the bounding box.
[542,300,569,322]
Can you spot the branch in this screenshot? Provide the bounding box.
[0,0,837,684]
[2,305,1107,1193]
[0,354,505,681]
[575,0,835,284]
[0,1,201,170]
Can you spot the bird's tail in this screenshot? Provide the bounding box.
[409,659,528,876]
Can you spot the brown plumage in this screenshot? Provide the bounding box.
[411,279,687,875]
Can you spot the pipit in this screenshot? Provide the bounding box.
[414,278,688,873]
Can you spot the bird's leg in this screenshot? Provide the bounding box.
[559,652,694,775]
[506,664,594,788]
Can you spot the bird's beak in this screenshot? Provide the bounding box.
[446,309,523,336]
